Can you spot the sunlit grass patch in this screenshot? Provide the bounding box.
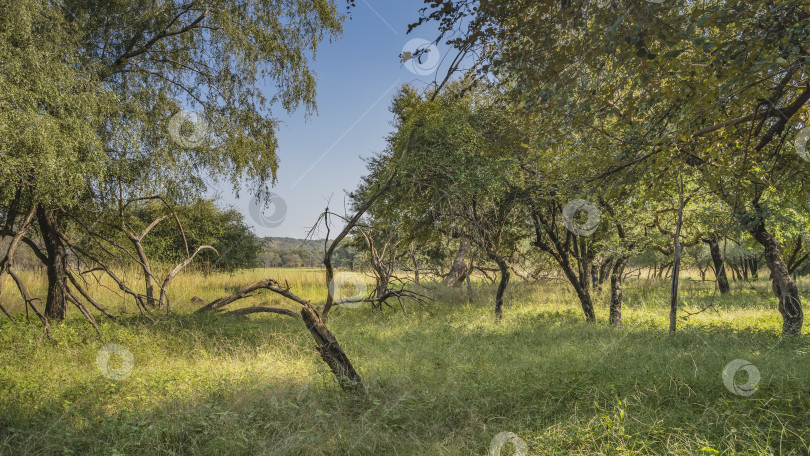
[0,268,808,455]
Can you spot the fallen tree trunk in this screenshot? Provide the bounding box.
[195,279,278,313]
[226,306,301,319]
[300,304,365,392]
[197,278,365,392]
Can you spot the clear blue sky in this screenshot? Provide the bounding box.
[209,0,447,239]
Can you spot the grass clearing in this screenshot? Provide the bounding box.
[1,268,809,455]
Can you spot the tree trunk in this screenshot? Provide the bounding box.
[561,264,595,322]
[493,256,510,322]
[750,257,759,279]
[443,241,470,287]
[530,213,595,322]
[590,263,599,291]
[703,236,731,294]
[300,304,365,392]
[669,245,682,336]
[131,238,157,307]
[598,258,612,286]
[749,218,803,335]
[609,256,629,327]
[412,253,420,285]
[579,254,592,294]
[729,262,742,281]
[197,278,365,392]
[466,266,473,305]
[38,207,69,321]
[669,187,688,337]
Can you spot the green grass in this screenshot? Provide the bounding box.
[0,269,809,455]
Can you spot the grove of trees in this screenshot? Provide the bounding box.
[2,0,810,394]
[346,0,810,337]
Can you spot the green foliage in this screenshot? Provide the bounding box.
[1,0,348,262]
[0,0,114,206]
[256,237,361,269]
[136,199,261,270]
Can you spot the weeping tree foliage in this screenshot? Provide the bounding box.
[1,0,345,317]
[1,0,369,390]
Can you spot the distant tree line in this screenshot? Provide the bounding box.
[256,237,361,270]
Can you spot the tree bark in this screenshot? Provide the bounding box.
[530,212,595,322]
[669,187,689,337]
[749,217,803,335]
[226,306,301,319]
[443,241,470,287]
[466,262,473,305]
[38,207,69,320]
[493,256,510,322]
[750,257,759,279]
[703,236,731,294]
[609,256,629,327]
[598,258,612,286]
[300,304,365,392]
[729,262,742,281]
[412,252,420,285]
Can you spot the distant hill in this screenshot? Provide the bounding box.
[260,237,325,250]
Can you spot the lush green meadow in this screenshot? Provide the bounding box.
[1,268,809,455]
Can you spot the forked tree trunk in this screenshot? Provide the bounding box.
[531,214,595,322]
[443,241,470,287]
[703,236,730,294]
[609,256,629,327]
[750,219,803,335]
[38,207,69,320]
[729,262,742,281]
